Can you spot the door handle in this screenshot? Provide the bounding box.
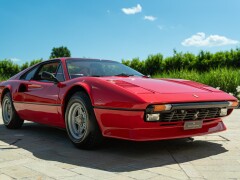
[18,83,42,92]
[27,84,42,89]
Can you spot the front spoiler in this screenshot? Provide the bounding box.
[94,108,227,141]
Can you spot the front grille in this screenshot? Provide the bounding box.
[160,108,221,122]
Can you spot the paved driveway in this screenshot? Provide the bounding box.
[0,108,240,180]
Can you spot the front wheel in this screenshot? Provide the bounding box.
[2,92,24,129]
[65,92,103,149]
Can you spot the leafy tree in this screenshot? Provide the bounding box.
[20,62,29,71]
[29,59,43,66]
[122,59,131,67]
[122,47,240,73]
[50,46,71,59]
[145,53,163,75]
[195,50,212,71]
[129,57,145,74]
[232,48,240,67]
[0,59,20,78]
[20,59,43,71]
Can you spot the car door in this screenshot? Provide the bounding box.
[13,61,65,127]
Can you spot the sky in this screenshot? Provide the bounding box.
[0,0,240,64]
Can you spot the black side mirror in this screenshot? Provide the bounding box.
[41,71,59,83]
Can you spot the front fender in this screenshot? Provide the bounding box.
[0,83,12,105]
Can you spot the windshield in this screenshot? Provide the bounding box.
[66,59,143,79]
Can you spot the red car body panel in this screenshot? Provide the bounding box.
[0,58,237,141]
[94,108,226,141]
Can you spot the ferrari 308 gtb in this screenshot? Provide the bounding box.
[0,58,238,149]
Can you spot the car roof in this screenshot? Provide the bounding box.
[55,57,116,63]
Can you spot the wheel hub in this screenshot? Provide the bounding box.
[3,98,12,124]
[68,102,88,139]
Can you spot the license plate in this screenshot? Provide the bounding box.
[184,120,203,130]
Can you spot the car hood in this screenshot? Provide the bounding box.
[102,77,220,94]
[80,76,237,109]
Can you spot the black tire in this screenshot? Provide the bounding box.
[65,92,103,149]
[2,92,24,129]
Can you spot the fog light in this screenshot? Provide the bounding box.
[146,114,160,121]
[220,108,228,116]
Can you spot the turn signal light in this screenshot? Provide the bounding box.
[153,104,172,112]
[228,101,239,108]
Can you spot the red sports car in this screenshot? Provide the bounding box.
[0,58,238,149]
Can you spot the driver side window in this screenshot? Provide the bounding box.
[20,66,38,80]
[33,62,59,82]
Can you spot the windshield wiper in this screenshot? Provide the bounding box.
[115,73,135,77]
[90,75,102,77]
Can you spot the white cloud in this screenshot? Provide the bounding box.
[182,32,239,47]
[10,58,21,62]
[144,16,157,21]
[122,4,142,15]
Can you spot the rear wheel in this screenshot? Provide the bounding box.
[65,92,103,149]
[2,92,24,129]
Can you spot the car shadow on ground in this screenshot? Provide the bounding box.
[0,122,227,172]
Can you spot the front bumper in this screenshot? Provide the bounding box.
[94,108,227,141]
